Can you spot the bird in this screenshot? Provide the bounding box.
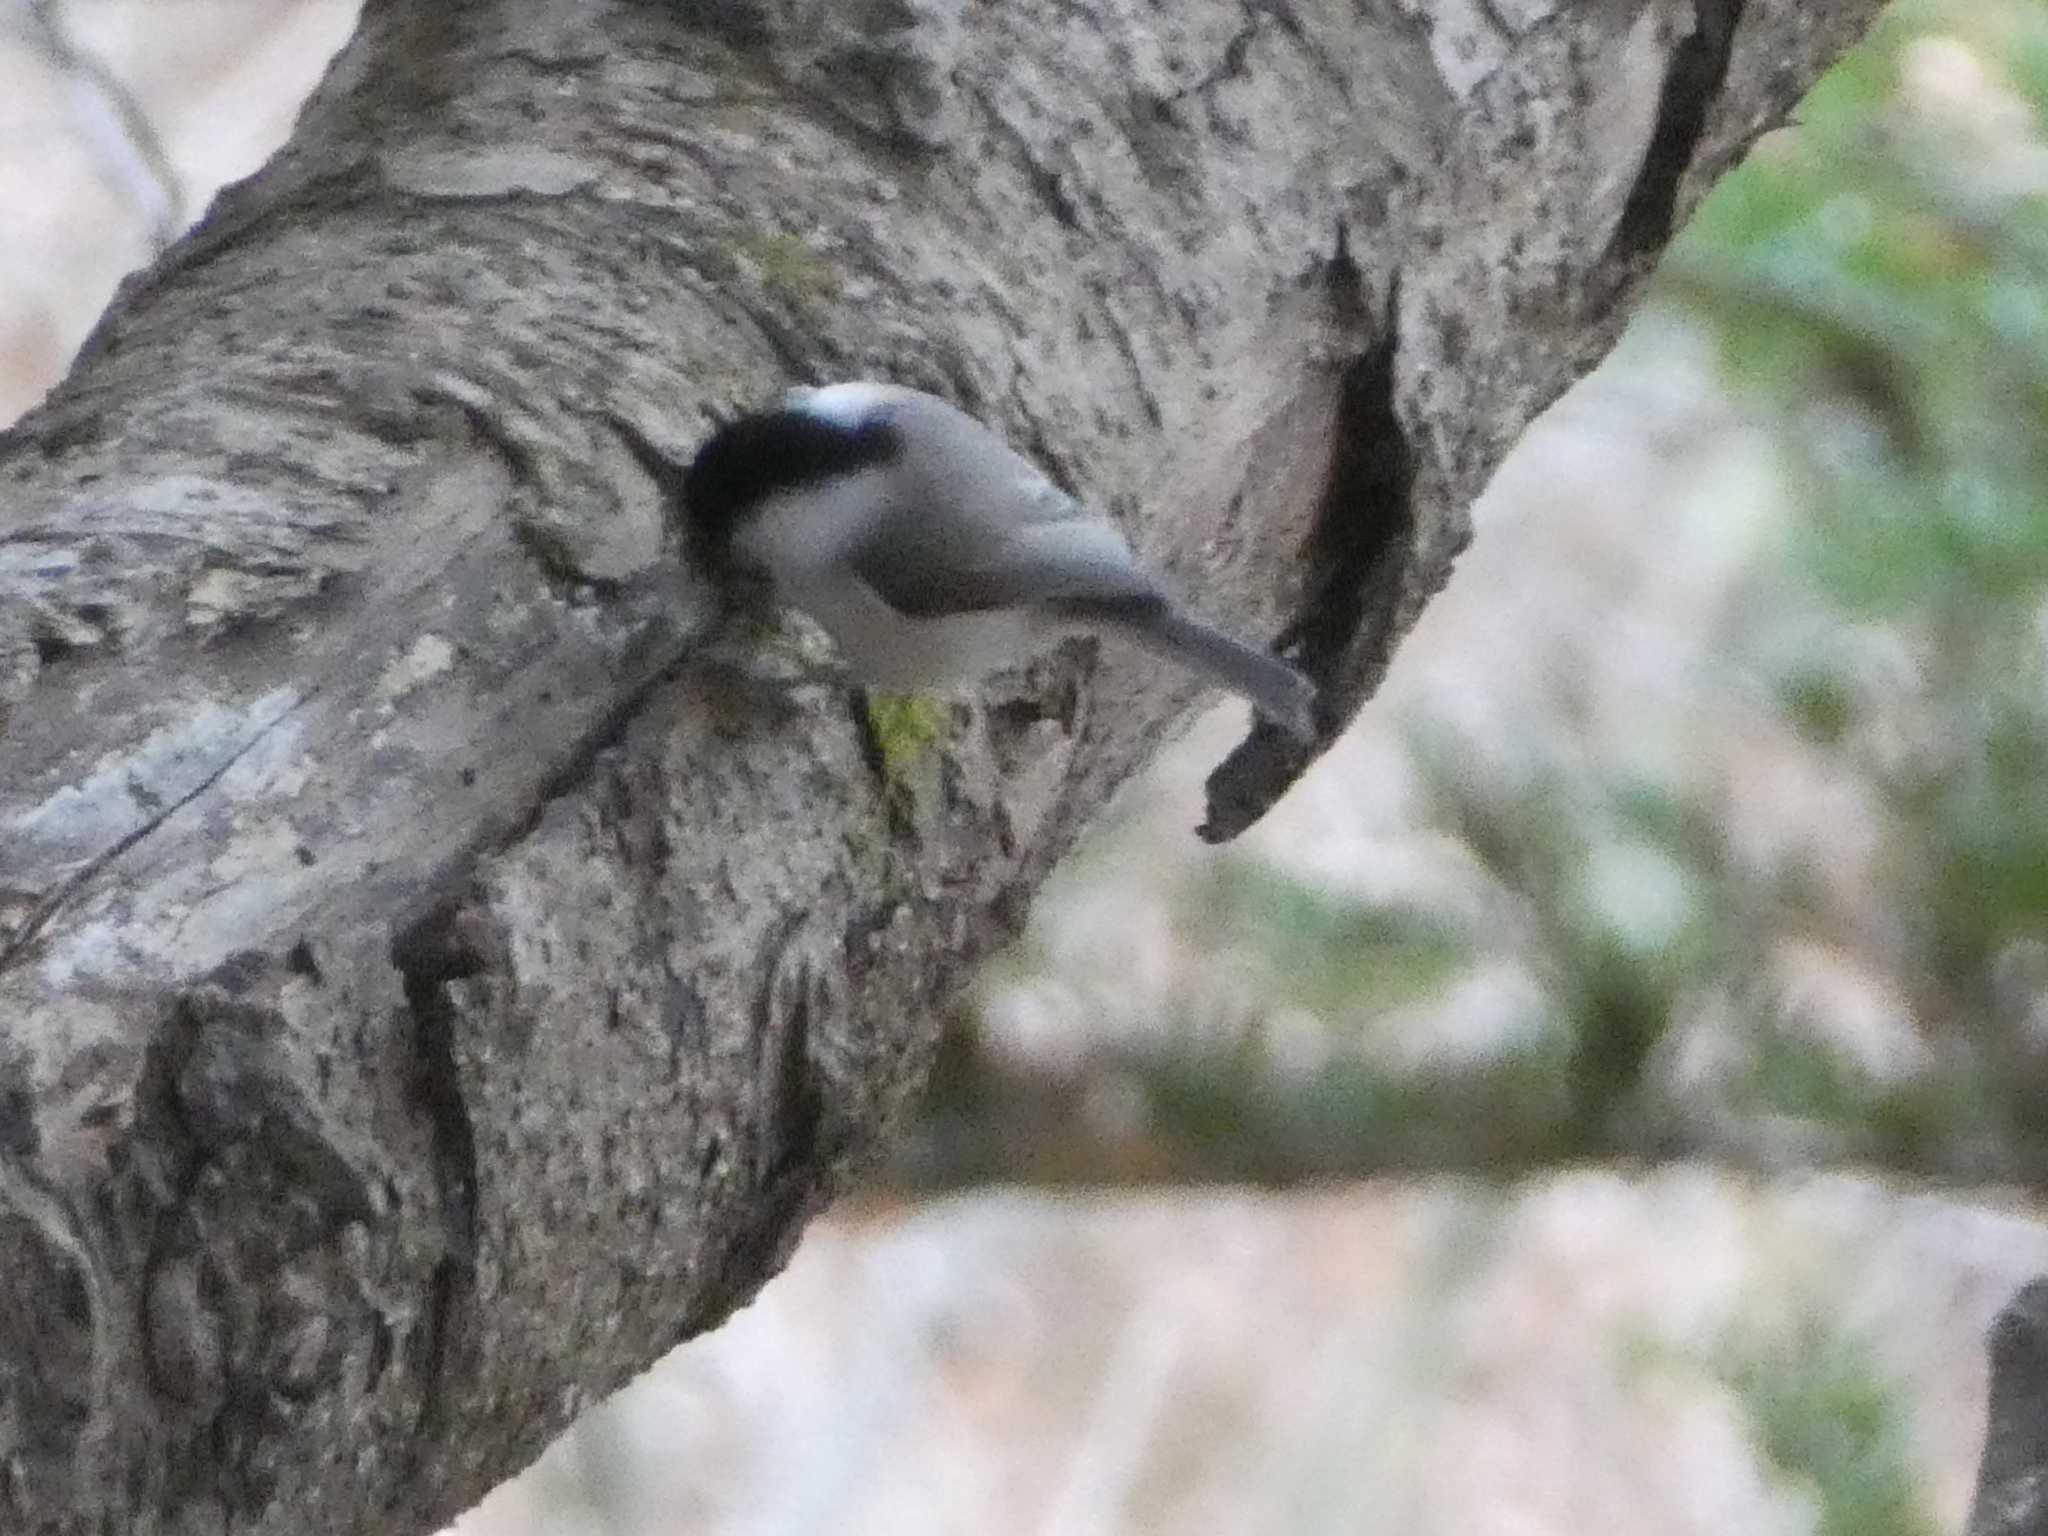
[671,381,1318,739]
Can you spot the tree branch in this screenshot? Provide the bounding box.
[1969,1276,2048,1536]
[0,1,1883,1530]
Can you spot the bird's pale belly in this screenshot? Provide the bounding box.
[772,573,1030,688]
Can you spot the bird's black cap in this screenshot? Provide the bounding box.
[681,405,901,560]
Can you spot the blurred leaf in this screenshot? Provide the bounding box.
[1718,1320,1936,1536]
[1187,858,1468,1018]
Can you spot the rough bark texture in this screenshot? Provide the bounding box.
[1970,1276,2048,1536]
[0,1,1879,1531]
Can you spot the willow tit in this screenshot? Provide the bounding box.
[678,382,1318,738]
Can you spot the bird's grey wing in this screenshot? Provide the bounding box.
[851,510,1163,618]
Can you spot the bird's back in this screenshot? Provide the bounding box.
[850,390,1158,617]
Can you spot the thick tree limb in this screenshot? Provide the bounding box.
[0,1,1879,1531]
[1970,1276,2048,1536]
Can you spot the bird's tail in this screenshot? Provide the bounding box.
[1114,607,1319,740]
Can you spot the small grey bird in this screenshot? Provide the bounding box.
[676,382,1318,738]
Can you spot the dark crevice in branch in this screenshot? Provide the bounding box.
[1609,0,1745,264]
[1199,268,1413,843]
[389,906,484,1455]
[1294,272,1415,679]
[754,918,826,1189]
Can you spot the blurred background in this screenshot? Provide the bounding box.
[9,1,2048,1530]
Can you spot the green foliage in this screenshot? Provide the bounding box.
[1133,1034,1581,1179]
[1182,858,1466,1019]
[1660,0,2048,1163]
[1716,1320,1936,1536]
[1404,725,1743,1144]
[1672,0,2048,610]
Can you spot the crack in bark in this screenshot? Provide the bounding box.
[1198,266,1412,843]
[389,907,483,1455]
[1609,0,1745,263]
[1252,0,1353,98]
[0,687,312,976]
[1086,280,1164,429]
[1162,5,1261,105]
[1294,272,1413,680]
[752,912,826,1187]
[982,104,1085,233]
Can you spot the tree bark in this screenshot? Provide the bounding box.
[1970,1276,2048,1536]
[0,1,1880,1530]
